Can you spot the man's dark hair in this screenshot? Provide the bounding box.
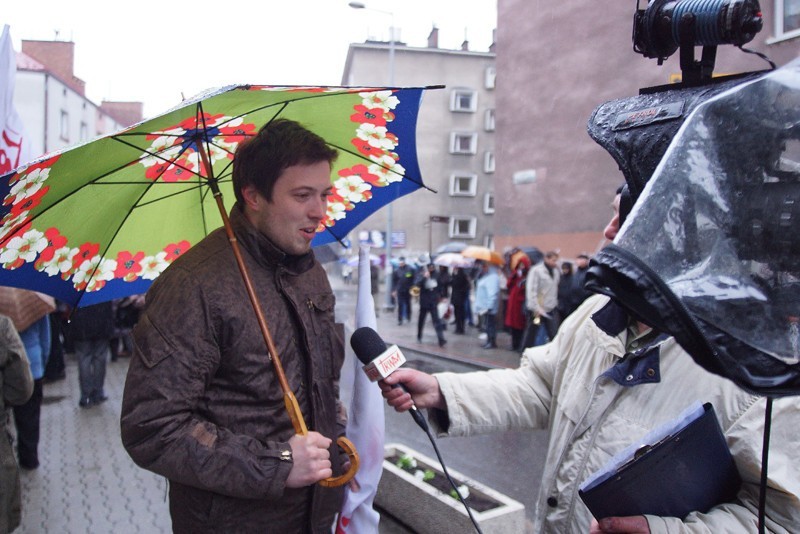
[232,118,338,205]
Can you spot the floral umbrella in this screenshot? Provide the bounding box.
[0,85,434,308]
[0,84,437,487]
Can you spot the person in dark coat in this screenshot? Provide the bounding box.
[391,257,415,325]
[68,301,114,408]
[415,263,447,347]
[449,267,471,334]
[121,119,348,533]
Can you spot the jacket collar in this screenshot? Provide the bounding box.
[229,203,316,275]
[591,298,670,386]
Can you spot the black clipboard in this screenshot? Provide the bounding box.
[579,403,742,520]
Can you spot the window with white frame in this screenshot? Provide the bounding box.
[450,89,477,112]
[449,173,477,196]
[449,217,477,239]
[776,0,800,39]
[80,122,89,141]
[485,66,496,89]
[484,151,495,173]
[450,132,478,155]
[484,193,495,214]
[484,108,495,132]
[60,110,69,141]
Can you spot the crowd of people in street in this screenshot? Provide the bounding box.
[380,246,598,354]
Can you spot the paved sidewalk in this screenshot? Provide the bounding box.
[18,355,171,533]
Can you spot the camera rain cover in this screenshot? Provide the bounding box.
[589,59,800,396]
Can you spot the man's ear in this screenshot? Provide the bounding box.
[241,185,262,211]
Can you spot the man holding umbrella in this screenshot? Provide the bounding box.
[121,119,349,532]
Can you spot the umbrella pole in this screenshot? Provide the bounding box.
[197,143,358,487]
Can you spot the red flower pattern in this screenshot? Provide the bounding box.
[114,251,145,281]
[37,228,68,263]
[338,164,382,186]
[163,240,191,261]
[350,105,388,127]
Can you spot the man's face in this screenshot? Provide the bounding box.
[242,160,332,256]
[604,194,622,241]
[545,255,559,269]
[576,256,589,269]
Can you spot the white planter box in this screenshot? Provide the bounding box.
[377,443,525,533]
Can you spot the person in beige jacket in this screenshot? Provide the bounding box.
[0,313,33,533]
[380,199,800,533]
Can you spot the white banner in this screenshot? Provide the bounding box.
[336,246,384,533]
[0,25,31,175]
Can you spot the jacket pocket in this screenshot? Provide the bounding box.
[305,292,341,378]
[133,314,176,369]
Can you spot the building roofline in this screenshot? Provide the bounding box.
[349,41,495,58]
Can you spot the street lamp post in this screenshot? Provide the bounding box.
[349,1,396,311]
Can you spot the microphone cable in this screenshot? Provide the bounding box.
[407,408,484,534]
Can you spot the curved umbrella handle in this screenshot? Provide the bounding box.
[318,436,360,488]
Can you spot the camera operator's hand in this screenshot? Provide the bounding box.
[589,516,650,534]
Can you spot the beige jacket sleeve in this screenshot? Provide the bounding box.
[0,314,33,408]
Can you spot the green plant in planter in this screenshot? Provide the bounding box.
[449,484,470,501]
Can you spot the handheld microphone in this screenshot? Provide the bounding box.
[350,326,429,431]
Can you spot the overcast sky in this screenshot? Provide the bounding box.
[4,0,496,118]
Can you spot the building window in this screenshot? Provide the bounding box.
[450,89,477,112]
[485,66,496,89]
[449,217,477,239]
[484,193,495,214]
[450,132,478,155]
[80,122,89,141]
[449,173,477,196]
[776,0,800,39]
[60,110,69,141]
[484,109,495,132]
[484,151,495,173]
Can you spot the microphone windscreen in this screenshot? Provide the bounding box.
[351,326,388,365]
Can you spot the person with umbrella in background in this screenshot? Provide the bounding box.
[121,119,351,532]
[474,260,501,349]
[0,287,53,470]
[0,313,32,534]
[505,251,531,351]
[522,250,561,350]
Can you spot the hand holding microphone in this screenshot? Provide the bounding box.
[350,327,444,431]
[350,327,484,534]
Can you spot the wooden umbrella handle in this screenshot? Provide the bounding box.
[319,436,360,487]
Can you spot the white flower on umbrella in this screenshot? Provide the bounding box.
[8,167,50,203]
[356,123,398,152]
[0,229,46,269]
[360,90,399,111]
[326,200,348,222]
[369,157,405,185]
[140,251,170,280]
[333,175,372,204]
[38,246,78,277]
[0,212,31,241]
[73,256,117,292]
[139,135,184,166]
